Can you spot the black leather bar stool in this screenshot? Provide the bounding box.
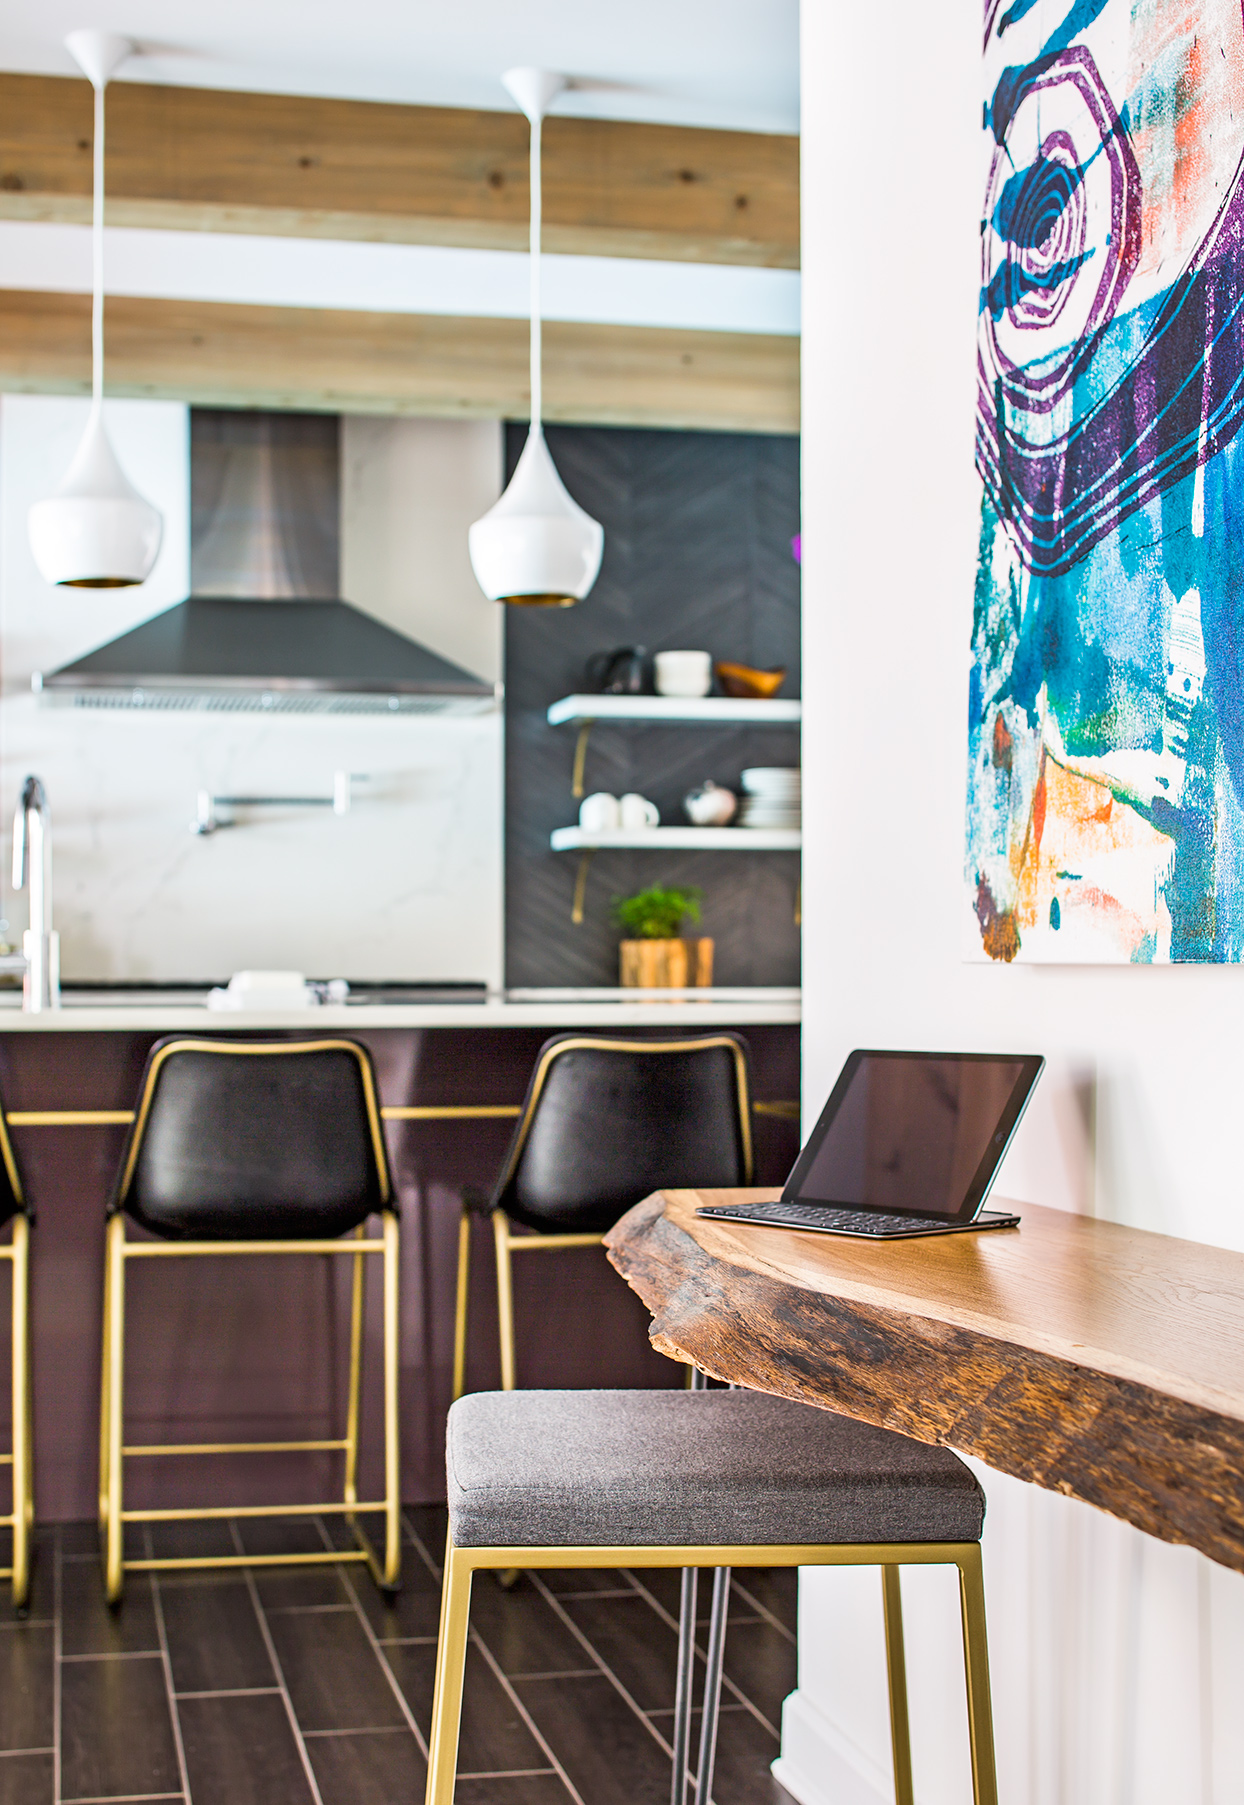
[452,1034,753,1398]
[427,1389,999,1805]
[0,1107,31,1609]
[100,1036,400,1602]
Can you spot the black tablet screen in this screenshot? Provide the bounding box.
[790,1053,1032,1218]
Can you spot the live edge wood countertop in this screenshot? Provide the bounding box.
[604,1189,1244,1572]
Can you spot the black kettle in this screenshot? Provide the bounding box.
[584,646,648,695]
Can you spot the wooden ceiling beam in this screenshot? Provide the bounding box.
[0,74,799,269]
[0,291,799,435]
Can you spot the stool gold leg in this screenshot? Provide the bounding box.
[452,1208,470,1403]
[344,1228,366,1512]
[98,1227,111,1538]
[958,1546,999,1805]
[492,1211,516,1392]
[381,1210,401,1588]
[425,1539,474,1805]
[9,1216,31,1608]
[881,1565,913,1805]
[103,1216,126,1604]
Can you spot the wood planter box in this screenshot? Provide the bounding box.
[619,937,714,989]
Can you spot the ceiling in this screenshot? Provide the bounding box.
[0,0,799,132]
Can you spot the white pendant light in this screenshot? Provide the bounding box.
[28,31,162,590]
[468,68,603,607]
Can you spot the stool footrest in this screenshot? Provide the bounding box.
[122,1238,387,1257]
[120,1500,388,1522]
[123,1550,371,1573]
[123,1439,350,1457]
[506,1232,604,1251]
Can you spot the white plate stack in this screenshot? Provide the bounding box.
[738,767,801,829]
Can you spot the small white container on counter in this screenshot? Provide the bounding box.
[207,970,319,1011]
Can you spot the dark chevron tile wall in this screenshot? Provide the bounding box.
[504,424,801,988]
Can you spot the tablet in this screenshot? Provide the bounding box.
[780,1049,1044,1225]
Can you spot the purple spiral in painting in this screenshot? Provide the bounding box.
[979,49,1141,414]
[975,40,1244,576]
[995,132,1086,335]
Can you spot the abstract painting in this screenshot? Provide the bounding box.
[967,0,1244,961]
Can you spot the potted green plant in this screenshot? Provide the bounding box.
[611,885,714,988]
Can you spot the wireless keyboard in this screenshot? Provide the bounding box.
[695,1200,1019,1238]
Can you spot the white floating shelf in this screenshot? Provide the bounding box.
[551,826,802,852]
[547,694,802,727]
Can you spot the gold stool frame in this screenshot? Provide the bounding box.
[1,1210,32,1609]
[99,1037,401,1603]
[452,1036,753,1398]
[425,1538,998,1805]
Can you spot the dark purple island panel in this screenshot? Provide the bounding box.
[0,1023,799,1518]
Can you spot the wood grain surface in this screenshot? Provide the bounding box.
[0,291,798,434]
[0,73,799,268]
[604,1189,1244,1570]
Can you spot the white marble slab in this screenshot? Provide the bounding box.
[0,396,505,988]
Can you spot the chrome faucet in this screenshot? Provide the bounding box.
[12,775,59,1012]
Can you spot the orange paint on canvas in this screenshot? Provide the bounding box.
[1127,0,1244,280]
[1012,758,1175,958]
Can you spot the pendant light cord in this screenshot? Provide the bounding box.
[529,106,542,434]
[91,77,105,409]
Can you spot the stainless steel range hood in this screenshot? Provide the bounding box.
[37,411,498,716]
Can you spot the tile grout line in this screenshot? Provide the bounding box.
[228,1520,326,1805]
[649,1702,750,1717]
[624,1569,781,1741]
[467,1629,590,1805]
[0,1747,56,1757]
[487,1668,601,1682]
[399,1513,442,1578]
[143,1538,194,1805]
[264,1603,354,1615]
[300,1726,418,1739]
[458,1769,559,1781]
[531,1588,638,1601]
[60,1650,165,1663]
[173,1687,282,1700]
[53,1524,63,1805]
[729,1575,798,1646]
[400,1517,584,1805]
[527,1572,679,1762]
[313,1517,431,1762]
[62,1794,186,1803]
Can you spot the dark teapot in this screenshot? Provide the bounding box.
[584,646,648,695]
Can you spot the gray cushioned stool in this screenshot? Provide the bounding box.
[425,1388,998,1805]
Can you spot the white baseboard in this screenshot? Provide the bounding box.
[773,1689,892,1805]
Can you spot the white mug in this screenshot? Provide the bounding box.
[579,791,621,831]
[619,792,660,830]
[655,649,713,698]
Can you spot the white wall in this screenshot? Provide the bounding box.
[786,1,1244,1801]
[0,396,503,984]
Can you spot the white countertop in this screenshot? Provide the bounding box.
[0,987,800,1032]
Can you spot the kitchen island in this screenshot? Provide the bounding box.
[0,990,799,1518]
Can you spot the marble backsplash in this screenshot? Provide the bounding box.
[0,395,503,985]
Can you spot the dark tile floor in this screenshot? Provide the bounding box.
[1,1513,800,1805]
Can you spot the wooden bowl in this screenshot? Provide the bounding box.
[714,661,787,699]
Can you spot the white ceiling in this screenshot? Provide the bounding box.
[0,0,799,133]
